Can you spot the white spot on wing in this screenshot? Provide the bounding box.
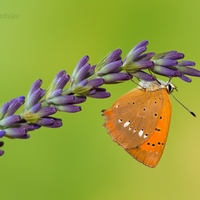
[144,134,148,138]
[118,119,122,123]
[138,129,144,137]
[128,127,132,131]
[123,121,130,127]
[115,104,119,108]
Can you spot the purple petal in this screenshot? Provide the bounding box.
[180,75,192,82]
[37,118,55,126]
[25,124,41,131]
[0,115,21,126]
[72,56,90,79]
[25,88,46,110]
[153,51,184,60]
[178,61,195,67]
[105,49,122,63]
[97,60,123,76]
[137,52,155,61]
[5,97,25,116]
[124,46,147,65]
[47,89,62,99]
[163,51,184,60]
[54,73,70,90]
[5,127,27,138]
[151,66,181,77]
[42,118,62,128]
[56,105,81,113]
[178,66,200,77]
[29,103,42,113]
[73,63,90,85]
[0,102,9,119]
[71,96,86,104]
[88,89,111,98]
[131,71,155,81]
[27,79,43,99]
[37,107,57,117]
[154,59,178,67]
[86,65,95,78]
[103,73,131,83]
[132,40,149,51]
[0,130,6,138]
[86,78,104,88]
[48,95,74,105]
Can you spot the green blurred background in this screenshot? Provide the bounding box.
[1,0,200,199]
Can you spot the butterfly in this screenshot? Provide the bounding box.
[102,80,185,167]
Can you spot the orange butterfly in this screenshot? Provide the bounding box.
[103,80,188,167]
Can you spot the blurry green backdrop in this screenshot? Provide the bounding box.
[1,1,200,200]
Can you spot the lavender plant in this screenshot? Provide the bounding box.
[1,40,199,156]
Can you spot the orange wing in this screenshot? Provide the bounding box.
[103,86,172,167]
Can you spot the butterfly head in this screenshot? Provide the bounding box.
[138,80,176,94]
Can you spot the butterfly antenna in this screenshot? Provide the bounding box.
[171,93,196,117]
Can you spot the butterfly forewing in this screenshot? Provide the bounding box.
[103,84,172,167]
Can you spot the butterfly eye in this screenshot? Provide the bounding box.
[166,83,176,94]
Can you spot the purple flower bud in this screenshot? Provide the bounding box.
[137,52,155,61]
[180,75,192,82]
[25,88,46,110]
[97,60,123,76]
[132,71,155,81]
[96,49,122,73]
[0,150,4,156]
[29,103,42,113]
[104,49,122,63]
[132,40,149,51]
[54,70,66,80]
[47,89,62,99]
[56,105,81,113]
[151,66,181,77]
[153,51,184,60]
[0,102,9,120]
[27,79,43,99]
[5,127,28,138]
[48,95,74,105]
[37,118,55,126]
[0,130,6,138]
[86,65,95,77]
[86,78,104,88]
[0,115,21,126]
[71,96,86,104]
[42,118,62,128]
[178,66,200,77]
[54,72,70,90]
[37,107,57,117]
[73,63,91,85]
[5,97,25,117]
[154,59,178,67]
[178,61,195,67]
[103,72,131,83]
[25,124,41,131]
[72,56,90,79]
[87,88,111,98]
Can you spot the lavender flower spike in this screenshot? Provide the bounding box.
[123,40,154,74]
[96,49,130,83]
[151,51,200,81]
